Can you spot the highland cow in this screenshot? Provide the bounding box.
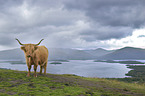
[16,38,48,77]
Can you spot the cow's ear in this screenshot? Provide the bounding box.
[21,46,26,52]
[34,46,38,50]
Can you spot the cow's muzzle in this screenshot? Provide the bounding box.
[27,55,31,58]
[28,56,31,66]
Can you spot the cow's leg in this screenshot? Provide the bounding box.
[34,65,38,77]
[44,62,47,75]
[40,66,43,74]
[27,65,31,77]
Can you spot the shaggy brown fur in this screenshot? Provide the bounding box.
[16,39,48,77]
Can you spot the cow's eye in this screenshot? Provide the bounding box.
[21,46,26,52]
[34,46,38,50]
[23,49,27,52]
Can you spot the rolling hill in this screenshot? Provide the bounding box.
[1,47,145,60]
[84,48,114,57]
[0,48,95,60]
[0,48,25,60]
[48,48,94,60]
[98,47,145,60]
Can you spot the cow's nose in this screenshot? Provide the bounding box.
[27,55,31,58]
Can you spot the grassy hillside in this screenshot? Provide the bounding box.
[0,69,145,96]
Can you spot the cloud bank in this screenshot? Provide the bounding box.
[0,0,145,50]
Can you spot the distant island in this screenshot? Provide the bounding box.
[94,60,144,64]
[50,62,62,64]
[50,60,69,62]
[0,60,26,65]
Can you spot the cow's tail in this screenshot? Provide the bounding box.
[41,61,47,66]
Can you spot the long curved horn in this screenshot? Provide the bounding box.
[35,39,44,46]
[15,38,24,45]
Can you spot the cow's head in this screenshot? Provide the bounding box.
[16,38,44,58]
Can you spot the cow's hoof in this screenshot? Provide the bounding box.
[27,74,30,77]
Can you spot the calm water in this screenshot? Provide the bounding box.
[0,60,130,78]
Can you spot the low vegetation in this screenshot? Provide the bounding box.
[0,69,145,96]
[126,65,145,77]
[107,65,145,84]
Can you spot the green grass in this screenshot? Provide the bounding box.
[84,77,145,95]
[0,69,145,96]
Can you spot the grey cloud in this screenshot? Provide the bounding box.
[138,35,145,38]
[0,0,145,50]
[64,0,145,28]
[0,0,23,9]
[25,0,64,9]
[0,0,79,33]
[80,26,133,41]
[0,0,81,36]
[0,33,16,46]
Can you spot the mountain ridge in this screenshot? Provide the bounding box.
[0,47,145,60]
[0,48,95,60]
[98,46,145,60]
[84,48,114,57]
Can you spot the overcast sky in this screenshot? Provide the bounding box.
[0,0,145,51]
